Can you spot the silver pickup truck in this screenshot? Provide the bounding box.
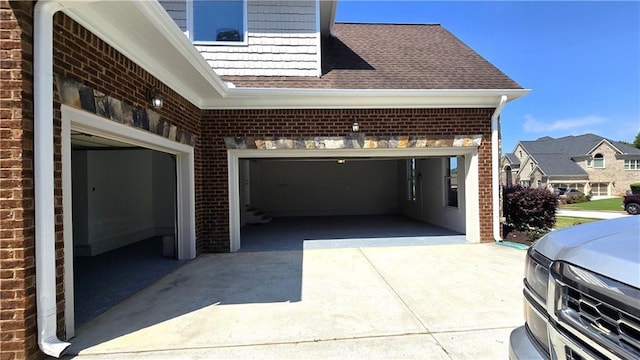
[509,216,640,360]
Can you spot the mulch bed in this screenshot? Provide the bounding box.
[503,230,534,246]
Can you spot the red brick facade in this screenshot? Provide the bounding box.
[1,2,38,359]
[1,2,496,359]
[200,108,496,252]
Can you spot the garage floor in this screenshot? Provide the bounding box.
[240,214,468,251]
[73,237,187,327]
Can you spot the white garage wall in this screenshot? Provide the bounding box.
[250,159,399,216]
[400,157,466,233]
[72,149,175,256]
[152,151,177,234]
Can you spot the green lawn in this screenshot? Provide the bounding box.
[554,216,600,229]
[561,197,624,211]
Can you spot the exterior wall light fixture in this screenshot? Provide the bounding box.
[352,118,360,132]
[146,86,164,109]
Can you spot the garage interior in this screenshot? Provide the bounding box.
[239,157,468,251]
[70,132,184,327]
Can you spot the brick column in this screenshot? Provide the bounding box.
[1,1,41,359]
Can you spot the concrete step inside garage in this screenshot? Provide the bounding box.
[240,214,468,252]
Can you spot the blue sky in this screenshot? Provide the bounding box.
[335,1,640,152]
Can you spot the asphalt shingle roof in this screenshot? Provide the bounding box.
[504,153,520,165]
[518,133,640,176]
[222,23,524,90]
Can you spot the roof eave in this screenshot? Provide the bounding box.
[60,0,227,108]
[203,88,530,109]
[59,0,530,110]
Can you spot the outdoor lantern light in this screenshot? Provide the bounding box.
[352,118,360,132]
[146,86,164,109]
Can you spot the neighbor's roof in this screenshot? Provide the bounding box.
[533,154,588,177]
[520,134,640,157]
[504,153,521,165]
[222,23,524,90]
[517,133,640,177]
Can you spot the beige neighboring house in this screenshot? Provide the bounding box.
[502,134,640,197]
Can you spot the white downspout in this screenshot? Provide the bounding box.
[34,0,71,357]
[491,95,508,242]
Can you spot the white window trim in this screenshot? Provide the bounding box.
[593,153,605,169]
[445,156,459,208]
[187,0,248,46]
[624,159,640,170]
[407,158,417,202]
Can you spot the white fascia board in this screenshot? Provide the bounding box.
[201,88,530,109]
[586,139,624,155]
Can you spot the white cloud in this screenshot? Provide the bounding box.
[523,115,607,133]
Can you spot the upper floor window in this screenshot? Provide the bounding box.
[624,159,640,170]
[189,0,247,44]
[518,150,523,159]
[593,153,604,168]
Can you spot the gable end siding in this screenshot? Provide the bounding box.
[163,0,319,77]
[160,0,187,31]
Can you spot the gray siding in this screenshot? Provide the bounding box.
[160,0,187,31]
[162,0,320,77]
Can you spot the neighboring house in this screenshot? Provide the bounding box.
[1,1,527,359]
[502,134,640,197]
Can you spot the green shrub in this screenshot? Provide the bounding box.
[503,185,558,233]
[631,183,640,194]
[560,193,590,205]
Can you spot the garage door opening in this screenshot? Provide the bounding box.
[70,132,184,327]
[229,149,479,252]
[62,105,196,337]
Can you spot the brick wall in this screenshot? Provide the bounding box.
[51,7,205,324]
[1,4,203,359]
[1,1,39,359]
[200,108,496,252]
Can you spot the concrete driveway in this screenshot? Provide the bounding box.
[62,243,526,359]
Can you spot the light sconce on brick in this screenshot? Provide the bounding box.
[146,86,164,109]
[352,118,360,132]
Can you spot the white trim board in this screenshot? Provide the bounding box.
[227,147,480,252]
[61,105,196,338]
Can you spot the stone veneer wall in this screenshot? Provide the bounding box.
[201,108,496,252]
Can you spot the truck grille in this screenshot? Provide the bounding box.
[553,263,640,360]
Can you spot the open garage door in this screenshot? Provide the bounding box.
[228,148,481,252]
[70,132,181,327]
[62,105,196,337]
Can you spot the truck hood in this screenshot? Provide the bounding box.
[534,216,640,288]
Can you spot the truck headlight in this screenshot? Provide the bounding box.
[525,248,552,302]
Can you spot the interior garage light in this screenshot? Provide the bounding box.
[337,159,346,164]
